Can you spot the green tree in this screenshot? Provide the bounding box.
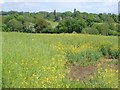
[23,22,35,33]
[92,23,109,35]
[61,11,72,19]
[6,19,22,32]
[2,15,15,24]
[56,18,86,33]
[111,14,118,23]
[45,13,54,21]
[106,16,115,23]
[109,23,116,31]
[34,19,52,33]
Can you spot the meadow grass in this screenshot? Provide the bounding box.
[0,15,2,89]
[2,32,118,88]
[0,32,2,89]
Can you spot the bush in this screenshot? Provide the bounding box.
[109,46,119,59]
[100,42,119,59]
[109,23,116,30]
[65,49,102,66]
[2,24,10,32]
[91,23,109,35]
[108,29,118,36]
[81,27,99,35]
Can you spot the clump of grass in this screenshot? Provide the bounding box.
[83,64,118,88]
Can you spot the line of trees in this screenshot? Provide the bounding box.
[1,10,119,36]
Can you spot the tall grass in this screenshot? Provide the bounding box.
[2,32,118,88]
[0,15,2,89]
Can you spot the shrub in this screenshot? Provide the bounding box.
[65,47,102,66]
[81,27,99,35]
[109,46,119,59]
[100,42,119,59]
[91,23,110,35]
[108,29,118,36]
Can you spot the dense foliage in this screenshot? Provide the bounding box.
[1,10,119,36]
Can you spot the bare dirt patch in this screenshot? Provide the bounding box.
[66,58,118,83]
[68,65,96,82]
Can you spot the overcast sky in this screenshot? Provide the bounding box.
[0,0,119,14]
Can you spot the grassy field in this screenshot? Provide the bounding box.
[0,32,2,89]
[2,32,118,88]
[0,15,2,89]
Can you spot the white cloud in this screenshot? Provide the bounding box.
[0,0,4,4]
[2,0,120,3]
[2,1,118,14]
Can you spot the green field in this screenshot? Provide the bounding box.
[0,32,2,89]
[2,32,118,88]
